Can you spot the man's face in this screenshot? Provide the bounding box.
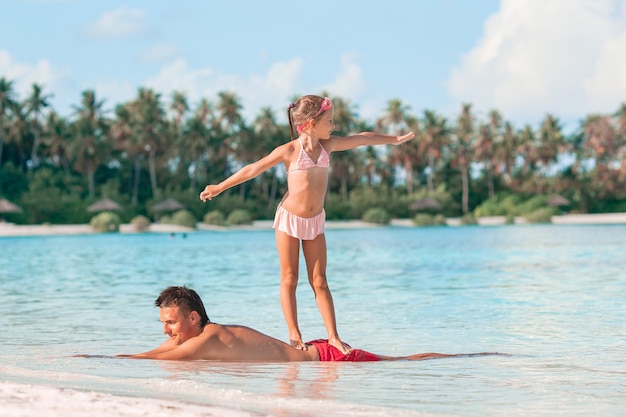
[159,305,199,344]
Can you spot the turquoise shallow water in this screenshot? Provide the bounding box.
[1,225,625,416]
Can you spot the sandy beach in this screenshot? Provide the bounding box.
[1,213,626,237]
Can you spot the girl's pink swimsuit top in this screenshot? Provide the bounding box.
[287,139,330,174]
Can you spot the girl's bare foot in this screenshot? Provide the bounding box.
[290,339,308,350]
[328,337,350,355]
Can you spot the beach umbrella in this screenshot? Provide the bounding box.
[409,197,442,211]
[152,198,185,212]
[547,194,570,207]
[87,198,123,213]
[0,198,22,213]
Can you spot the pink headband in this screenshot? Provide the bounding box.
[314,97,332,117]
[296,97,332,133]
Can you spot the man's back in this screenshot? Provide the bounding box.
[186,323,317,362]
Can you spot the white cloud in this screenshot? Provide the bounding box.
[447,0,626,126]
[84,8,148,39]
[322,52,367,99]
[50,53,365,124]
[92,79,137,112]
[140,55,368,122]
[143,57,304,120]
[136,43,183,64]
[0,49,64,99]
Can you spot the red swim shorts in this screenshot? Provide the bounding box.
[306,339,381,362]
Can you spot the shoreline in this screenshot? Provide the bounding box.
[1,213,626,238]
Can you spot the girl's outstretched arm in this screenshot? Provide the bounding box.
[328,131,415,152]
[200,145,287,202]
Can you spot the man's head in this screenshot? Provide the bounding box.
[155,286,210,342]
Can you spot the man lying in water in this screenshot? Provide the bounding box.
[118,286,495,362]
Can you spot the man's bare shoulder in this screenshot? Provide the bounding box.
[201,322,254,336]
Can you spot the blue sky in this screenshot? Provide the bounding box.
[1,0,626,133]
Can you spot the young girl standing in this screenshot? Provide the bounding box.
[200,95,414,353]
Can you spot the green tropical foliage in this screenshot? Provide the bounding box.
[227,209,252,225]
[362,207,391,224]
[170,210,197,228]
[203,210,226,226]
[130,215,150,231]
[0,77,625,225]
[90,211,121,232]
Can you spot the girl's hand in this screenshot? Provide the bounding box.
[394,131,415,145]
[200,185,222,202]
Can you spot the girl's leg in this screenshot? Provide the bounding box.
[302,234,349,354]
[275,230,306,350]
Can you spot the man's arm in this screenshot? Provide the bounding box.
[117,336,205,360]
[116,336,180,359]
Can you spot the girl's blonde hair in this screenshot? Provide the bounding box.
[287,95,328,141]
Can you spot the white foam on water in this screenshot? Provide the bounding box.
[0,366,443,417]
[0,380,446,417]
[0,381,257,417]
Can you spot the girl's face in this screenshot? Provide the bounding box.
[313,110,335,140]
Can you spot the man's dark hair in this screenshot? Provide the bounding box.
[155,286,210,327]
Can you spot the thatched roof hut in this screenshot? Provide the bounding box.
[152,198,185,212]
[409,197,442,211]
[547,194,571,207]
[87,198,123,212]
[0,198,22,213]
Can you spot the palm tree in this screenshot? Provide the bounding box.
[0,77,17,168]
[169,90,189,137]
[166,91,191,190]
[7,101,30,170]
[378,99,420,195]
[581,113,623,199]
[534,114,566,193]
[69,90,108,198]
[386,115,422,195]
[251,107,284,208]
[451,103,475,214]
[127,88,168,199]
[474,110,502,199]
[496,121,519,184]
[216,91,244,133]
[190,98,225,187]
[181,104,212,192]
[214,91,246,195]
[25,83,53,168]
[42,112,72,175]
[615,102,626,138]
[612,103,626,174]
[516,125,538,188]
[329,96,363,200]
[537,115,566,165]
[377,98,411,132]
[196,98,230,186]
[582,114,618,167]
[421,109,450,194]
[111,103,143,206]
